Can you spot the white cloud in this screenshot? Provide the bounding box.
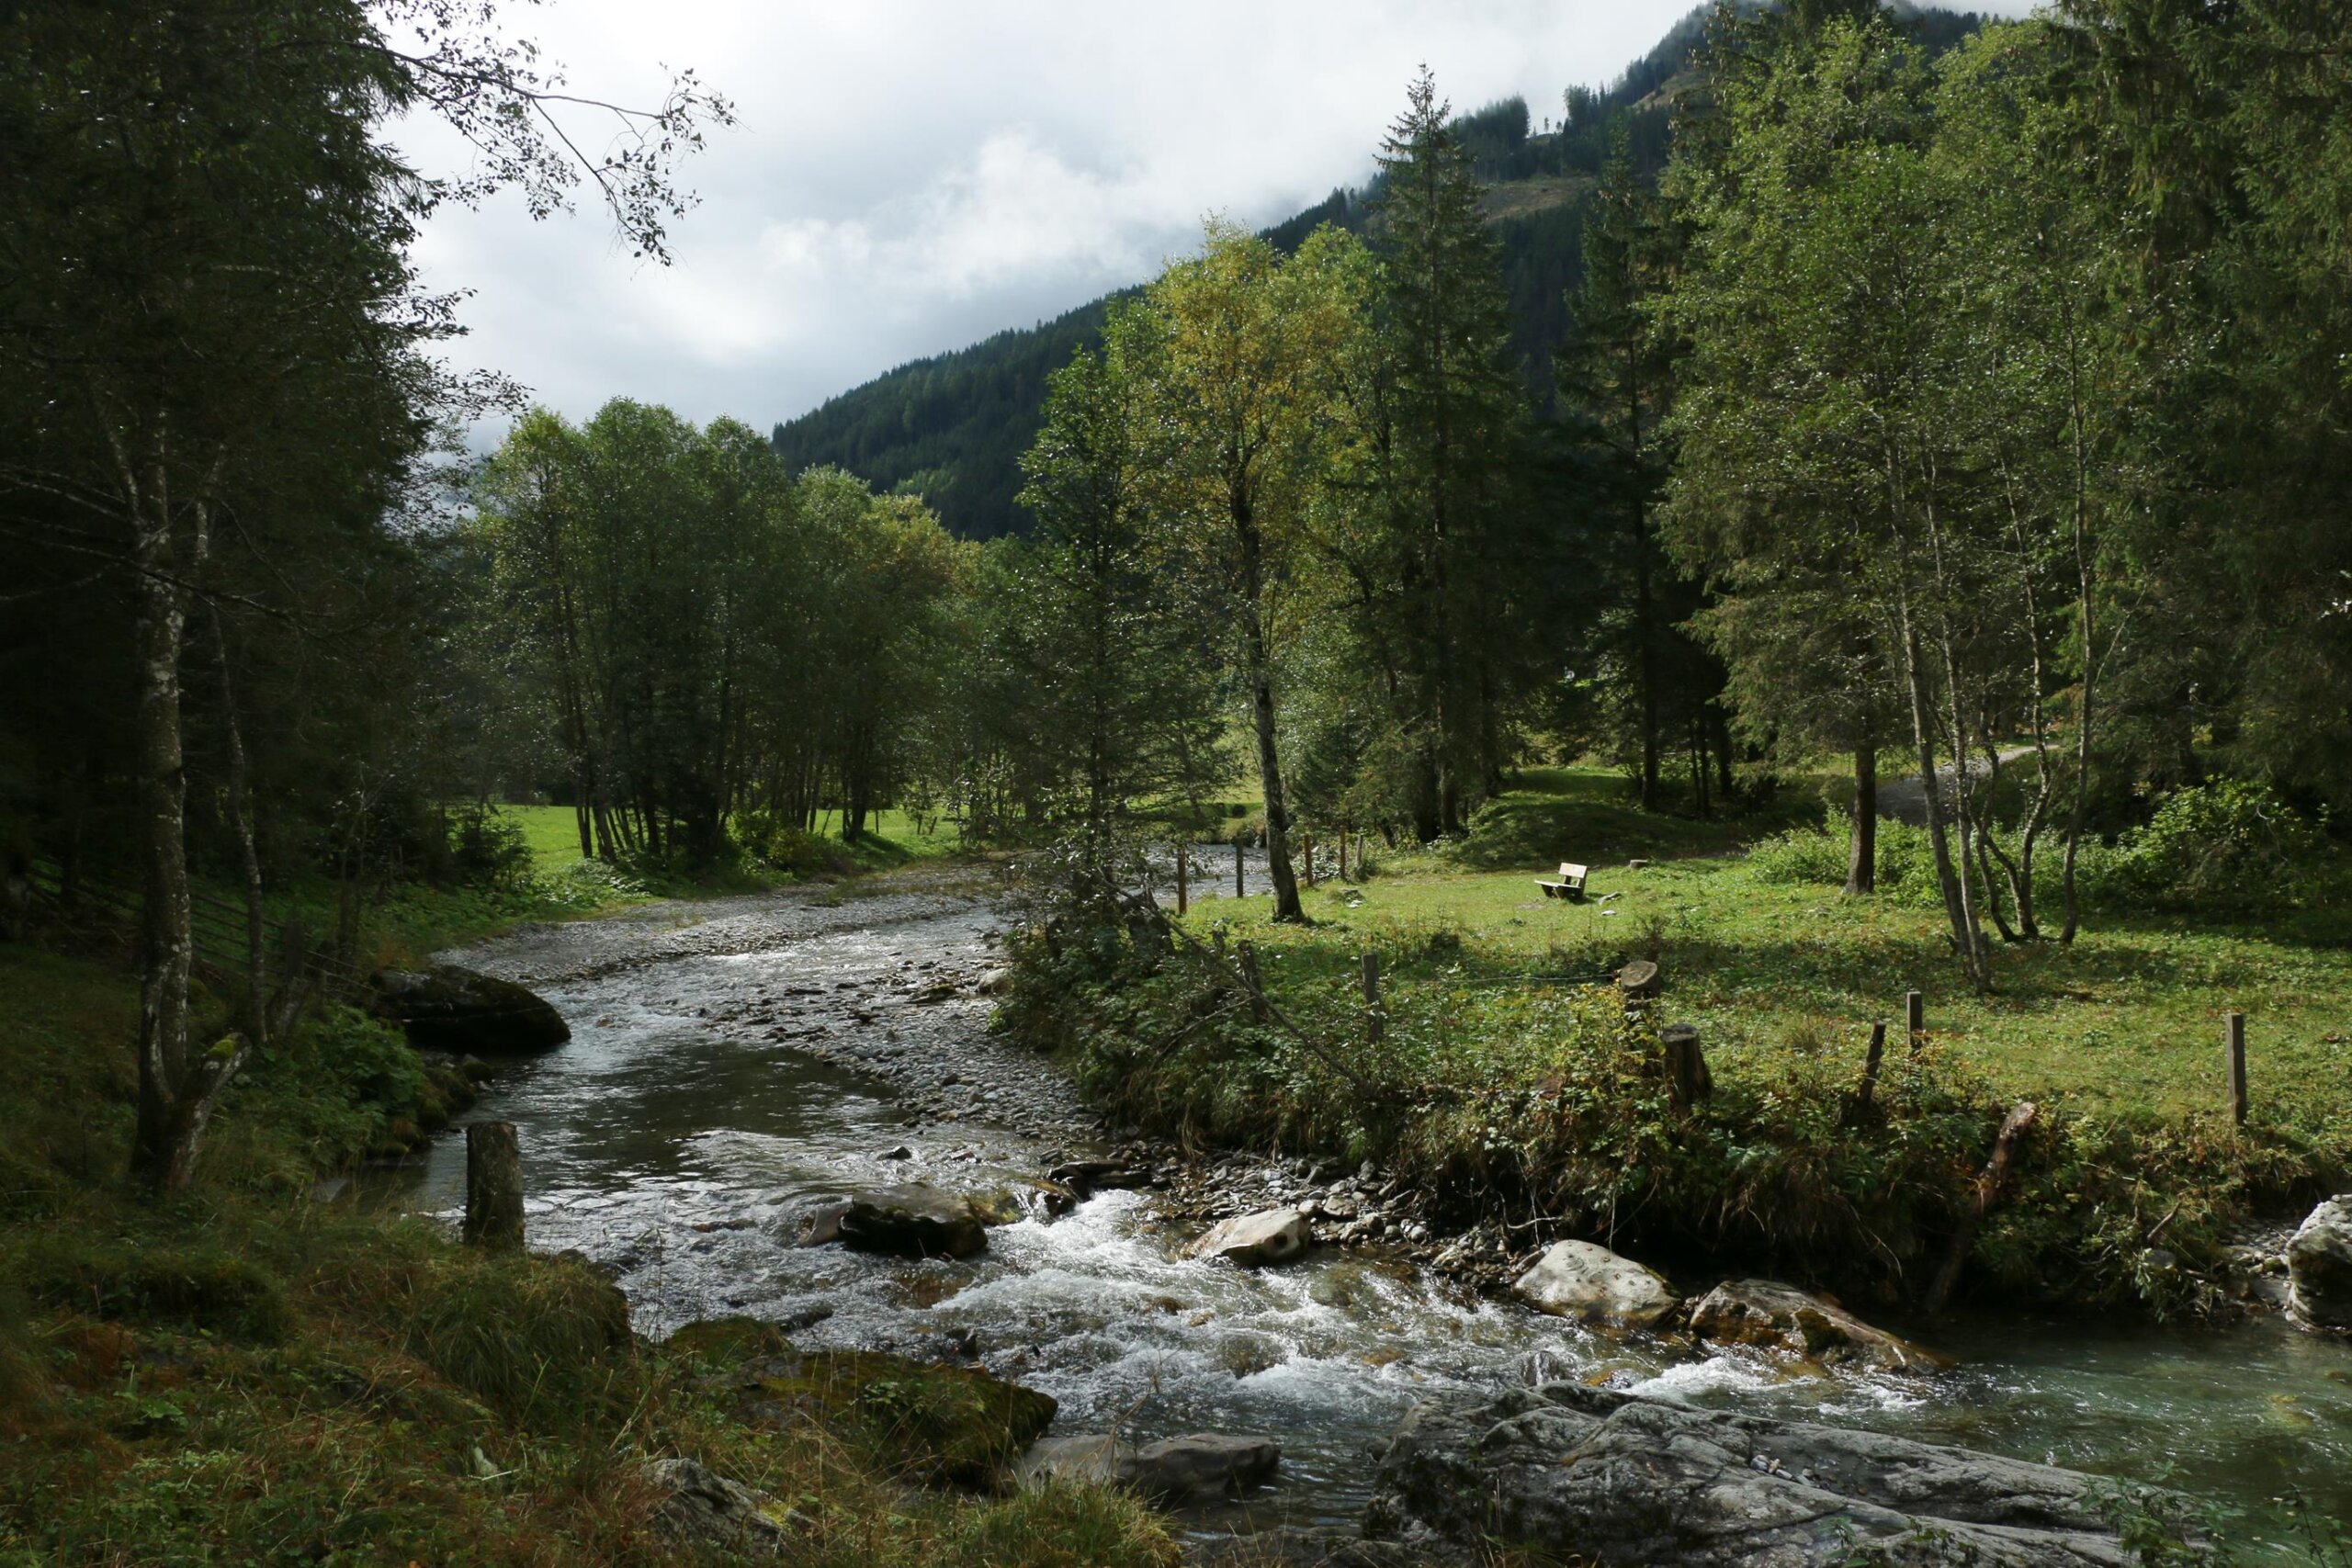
[405,0,2040,442]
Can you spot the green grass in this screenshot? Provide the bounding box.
[1275,849,2352,1124]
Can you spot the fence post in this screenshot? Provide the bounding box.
[2226,1011,2248,1126]
[1905,990,1926,1055]
[1175,842,1188,916]
[1363,953,1383,1044]
[1235,840,1245,897]
[463,1122,525,1251]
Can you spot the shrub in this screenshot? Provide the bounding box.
[1746,812,1852,886]
[2108,779,2330,908]
[737,810,855,877]
[18,1235,293,1342]
[397,1250,634,1421]
[447,806,533,891]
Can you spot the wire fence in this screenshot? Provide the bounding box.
[22,858,369,1002]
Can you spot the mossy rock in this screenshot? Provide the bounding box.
[744,1349,1056,1483]
[664,1314,796,1366]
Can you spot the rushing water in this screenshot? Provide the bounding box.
[380,878,2352,1555]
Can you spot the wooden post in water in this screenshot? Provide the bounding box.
[1905,990,1926,1055]
[1235,840,1246,897]
[463,1121,524,1251]
[1363,953,1383,1044]
[1174,842,1188,916]
[2226,1011,2248,1126]
[1661,1023,1713,1112]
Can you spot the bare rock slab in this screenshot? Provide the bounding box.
[2287,1195,2352,1331]
[1509,1239,1675,1327]
[1690,1278,1950,1371]
[643,1457,803,1556]
[1365,1383,2179,1566]
[1190,1207,1310,1266]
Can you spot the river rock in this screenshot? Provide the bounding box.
[1125,1433,1281,1500]
[2286,1195,2352,1331]
[1509,1239,1675,1326]
[368,964,571,1054]
[1190,1208,1310,1266]
[1020,1433,1128,1486]
[1018,1431,1282,1502]
[740,1349,1055,1483]
[1689,1279,1948,1371]
[1363,1383,2169,1565]
[642,1457,804,1555]
[665,1315,796,1365]
[836,1184,988,1259]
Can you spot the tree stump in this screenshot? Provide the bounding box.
[1616,959,1661,1009]
[464,1121,525,1251]
[1661,1023,1712,1111]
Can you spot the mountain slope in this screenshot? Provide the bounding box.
[770,5,1983,539]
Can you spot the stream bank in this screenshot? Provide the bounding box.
[398,872,2352,1559]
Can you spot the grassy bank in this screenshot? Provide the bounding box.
[0,942,1176,1567]
[1001,769,2349,1316]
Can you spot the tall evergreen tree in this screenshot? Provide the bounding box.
[1363,69,1544,834]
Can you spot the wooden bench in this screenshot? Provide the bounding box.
[1534,862,1589,902]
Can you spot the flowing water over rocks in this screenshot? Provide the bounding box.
[379,874,2352,1555]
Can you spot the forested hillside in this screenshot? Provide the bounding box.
[770,3,1983,539]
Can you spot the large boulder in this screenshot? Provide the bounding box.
[1509,1240,1675,1327]
[1689,1279,1949,1372]
[368,964,570,1054]
[642,1457,804,1555]
[1189,1208,1310,1267]
[1019,1432,1282,1502]
[1124,1433,1281,1501]
[2287,1195,2352,1331]
[1364,1383,2178,1566]
[818,1184,989,1259]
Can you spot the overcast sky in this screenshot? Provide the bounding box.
[404,1,2032,443]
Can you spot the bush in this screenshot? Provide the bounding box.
[18,1235,293,1342]
[1746,812,1852,886]
[2108,779,2330,908]
[206,1006,434,1190]
[737,810,855,877]
[447,806,533,891]
[396,1250,634,1420]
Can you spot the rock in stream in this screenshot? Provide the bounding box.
[1363,1382,2179,1566]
